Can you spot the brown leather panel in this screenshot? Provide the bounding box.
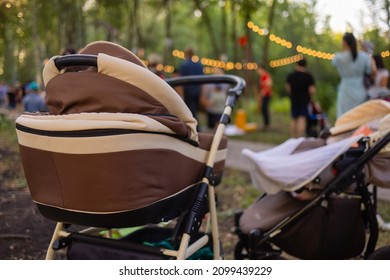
[79,41,146,68]
[147,115,190,138]
[19,145,227,213]
[19,145,64,207]
[198,133,228,150]
[45,72,191,137]
[46,72,168,115]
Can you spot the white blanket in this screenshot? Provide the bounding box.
[242,136,362,194]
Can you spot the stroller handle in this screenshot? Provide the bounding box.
[54,55,246,97]
[165,75,246,99]
[54,54,98,69]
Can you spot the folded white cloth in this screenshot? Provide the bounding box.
[242,136,362,194]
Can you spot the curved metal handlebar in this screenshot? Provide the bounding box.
[54,54,246,99]
[165,75,246,98]
[54,54,98,70]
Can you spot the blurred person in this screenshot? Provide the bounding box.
[172,68,184,98]
[200,68,229,130]
[0,80,8,109]
[257,64,272,130]
[286,58,316,138]
[368,54,389,99]
[147,53,165,79]
[332,32,372,117]
[179,48,204,121]
[62,47,76,55]
[22,81,47,113]
[7,82,20,110]
[360,40,377,90]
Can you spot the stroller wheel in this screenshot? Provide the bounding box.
[234,240,286,260]
[234,240,249,260]
[367,246,390,260]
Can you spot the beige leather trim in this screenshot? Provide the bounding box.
[97,53,198,141]
[16,113,174,133]
[79,41,146,68]
[331,100,390,135]
[16,129,227,163]
[42,56,61,87]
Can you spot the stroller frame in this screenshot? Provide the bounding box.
[235,131,390,260]
[40,55,246,260]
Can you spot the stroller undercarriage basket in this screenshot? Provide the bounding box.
[65,226,213,260]
[240,192,366,260]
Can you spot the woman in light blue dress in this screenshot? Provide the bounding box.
[332,33,372,117]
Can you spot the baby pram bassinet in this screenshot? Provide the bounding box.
[15,41,245,259]
[235,100,390,260]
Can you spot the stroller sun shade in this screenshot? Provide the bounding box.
[243,100,390,194]
[242,136,362,194]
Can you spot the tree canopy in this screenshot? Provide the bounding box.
[1,0,389,113]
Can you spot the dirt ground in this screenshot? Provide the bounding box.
[0,145,56,260]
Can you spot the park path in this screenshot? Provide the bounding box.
[226,139,390,202]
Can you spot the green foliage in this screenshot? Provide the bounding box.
[0,0,389,117]
[270,96,290,113]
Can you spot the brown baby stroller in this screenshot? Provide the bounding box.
[15,41,245,259]
[235,100,390,260]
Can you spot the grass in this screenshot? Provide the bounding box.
[0,113,18,149]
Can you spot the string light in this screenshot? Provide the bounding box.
[171,49,258,72]
[296,45,334,60]
[248,21,292,49]
[142,60,175,74]
[381,51,390,58]
[247,21,335,61]
[270,54,304,68]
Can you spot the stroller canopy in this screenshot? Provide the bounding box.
[330,100,390,136]
[243,100,390,194]
[242,136,361,194]
[42,41,198,142]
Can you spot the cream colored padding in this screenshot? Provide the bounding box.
[16,113,175,134]
[79,41,147,68]
[16,114,227,164]
[330,100,390,135]
[42,56,61,87]
[42,53,198,142]
[97,54,198,141]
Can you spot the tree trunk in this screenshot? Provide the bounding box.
[30,0,43,87]
[262,0,277,65]
[163,0,173,64]
[231,0,238,63]
[193,0,220,58]
[384,0,390,48]
[134,0,143,51]
[220,1,227,56]
[3,21,15,85]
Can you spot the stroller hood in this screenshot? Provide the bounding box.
[43,43,198,142]
[331,100,390,136]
